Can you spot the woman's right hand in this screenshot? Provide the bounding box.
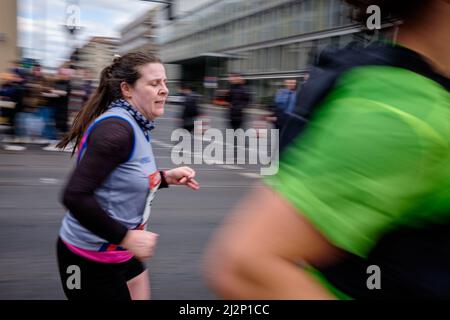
[120,230,159,261]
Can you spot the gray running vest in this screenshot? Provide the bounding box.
[59,107,160,251]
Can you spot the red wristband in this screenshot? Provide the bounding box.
[159,170,169,188]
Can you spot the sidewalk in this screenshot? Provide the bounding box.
[1,125,74,152]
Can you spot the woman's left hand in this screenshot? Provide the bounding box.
[163,166,200,190]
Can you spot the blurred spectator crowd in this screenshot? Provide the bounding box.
[0,60,94,151]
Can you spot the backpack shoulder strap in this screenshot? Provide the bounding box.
[279,42,450,152]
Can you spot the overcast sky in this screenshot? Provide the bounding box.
[18,0,157,68]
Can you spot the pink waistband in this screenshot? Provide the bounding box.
[63,240,134,264]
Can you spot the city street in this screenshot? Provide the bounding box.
[0,104,269,299]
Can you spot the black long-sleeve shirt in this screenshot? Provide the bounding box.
[62,118,168,245]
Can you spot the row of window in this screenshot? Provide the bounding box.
[226,31,389,102]
[160,0,281,43]
[226,33,357,75]
[161,0,354,62]
[176,30,388,103]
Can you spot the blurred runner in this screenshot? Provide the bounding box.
[56,52,199,300]
[204,0,450,299]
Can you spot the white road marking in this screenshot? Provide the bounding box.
[39,178,59,185]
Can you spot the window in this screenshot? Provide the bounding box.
[267,46,281,71]
[292,1,303,35]
[303,0,314,33]
[240,52,251,73]
[249,50,257,72]
[296,42,311,69]
[282,43,301,71]
[254,13,262,42]
[282,3,292,36]
[260,48,268,72]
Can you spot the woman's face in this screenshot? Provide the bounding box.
[126,63,169,121]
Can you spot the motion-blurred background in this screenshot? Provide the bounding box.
[0,0,398,299]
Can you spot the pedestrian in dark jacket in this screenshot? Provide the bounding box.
[225,73,250,131]
[180,84,200,133]
[273,79,297,130]
[0,74,25,136]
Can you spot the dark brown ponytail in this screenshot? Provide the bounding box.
[57,52,162,153]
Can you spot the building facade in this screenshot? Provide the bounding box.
[119,8,159,55]
[156,0,396,103]
[0,0,18,73]
[76,36,119,79]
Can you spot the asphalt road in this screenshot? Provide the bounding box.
[0,104,272,299]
